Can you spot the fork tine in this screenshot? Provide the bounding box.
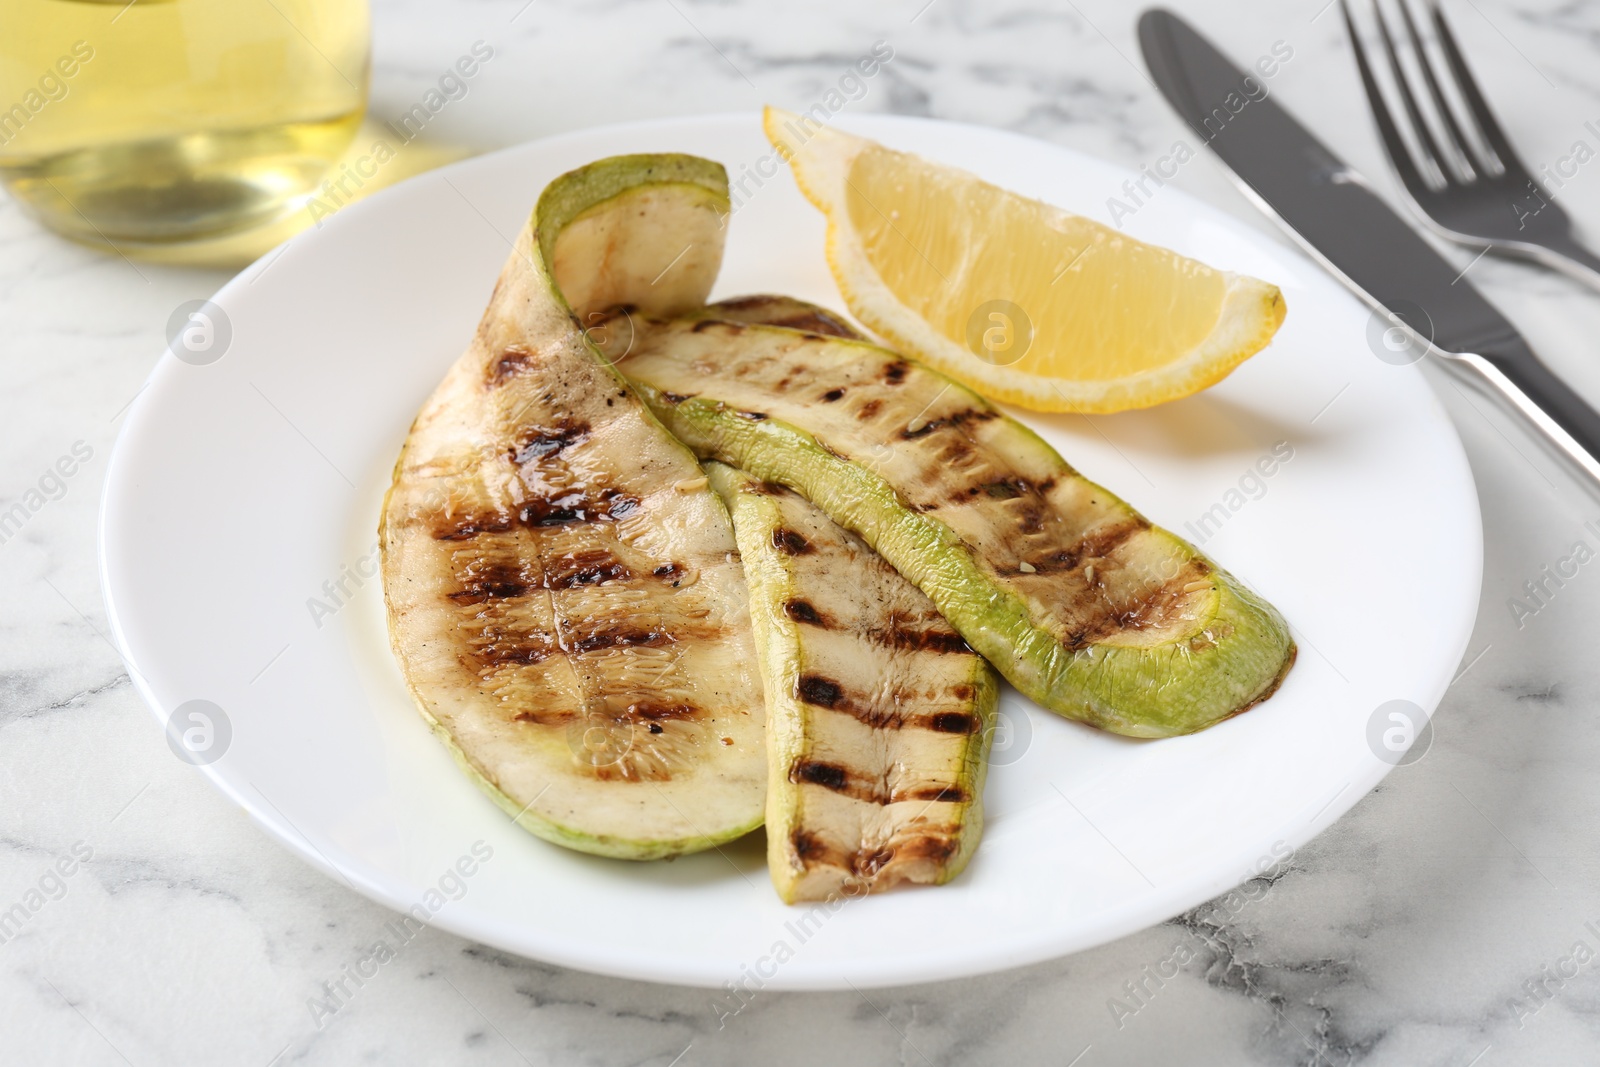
[1372,0,1453,184]
[1429,1,1517,170]
[1342,0,1437,199]
[1396,0,1485,178]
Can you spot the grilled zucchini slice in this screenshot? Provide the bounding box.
[603,310,1295,738]
[707,462,997,902]
[379,155,767,859]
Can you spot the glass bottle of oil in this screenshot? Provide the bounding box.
[0,0,370,250]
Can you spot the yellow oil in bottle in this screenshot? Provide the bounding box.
[0,0,369,248]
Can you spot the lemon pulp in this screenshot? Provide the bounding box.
[844,144,1229,382]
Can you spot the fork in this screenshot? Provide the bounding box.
[1342,0,1600,291]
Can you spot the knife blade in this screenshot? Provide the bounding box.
[1137,7,1600,488]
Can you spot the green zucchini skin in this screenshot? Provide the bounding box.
[610,314,1295,738]
[708,463,996,902]
[380,157,769,859]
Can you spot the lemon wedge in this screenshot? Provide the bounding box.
[763,107,1286,413]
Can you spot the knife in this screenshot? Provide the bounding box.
[1137,8,1600,488]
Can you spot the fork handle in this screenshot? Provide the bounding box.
[1526,236,1600,295]
[1457,339,1600,489]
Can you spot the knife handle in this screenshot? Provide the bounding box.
[1458,340,1600,488]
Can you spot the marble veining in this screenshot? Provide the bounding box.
[6,0,1600,1062]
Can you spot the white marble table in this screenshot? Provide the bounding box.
[6,0,1600,1062]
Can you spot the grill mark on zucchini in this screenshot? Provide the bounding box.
[779,315,854,338]
[794,673,977,732]
[790,759,972,806]
[893,836,959,864]
[791,829,827,863]
[512,421,590,463]
[783,598,824,624]
[511,701,700,727]
[522,489,640,526]
[1021,518,1150,574]
[447,548,634,603]
[625,702,700,721]
[511,707,573,725]
[432,489,643,540]
[927,712,979,734]
[929,474,1064,514]
[789,830,961,877]
[870,625,972,654]
[771,527,813,555]
[464,612,721,668]
[488,344,533,386]
[548,548,633,587]
[438,526,723,691]
[433,514,516,541]
[912,786,970,802]
[568,627,673,654]
[796,673,842,708]
[782,598,969,654]
[562,612,725,655]
[704,295,863,340]
[475,629,556,667]
[898,407,996,440]
[447,561,530,604]
[791,758,848,790]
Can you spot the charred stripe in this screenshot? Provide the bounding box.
[787,834,962,876]
[796,675,982,733]
[784,598,829,626]
[487,345,533,386]
[772,527,813,555]
[789,759,971,806]
[512,422,590,464]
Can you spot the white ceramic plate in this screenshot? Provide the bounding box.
[99,113,1481,990]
